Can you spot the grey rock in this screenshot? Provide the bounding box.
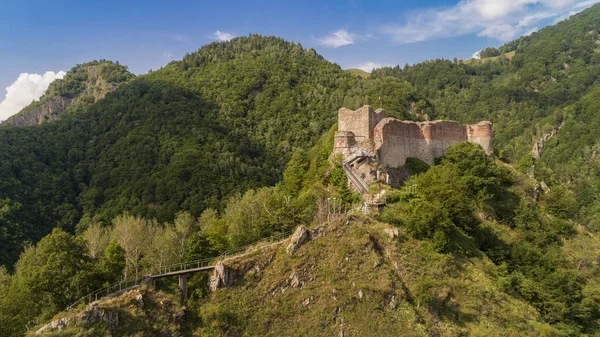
[35,317,71,335]
[287,225,309,256]
[289,271,303,288]
[77,306,119,331]
[209,262,235,291]
[3,96,72,126]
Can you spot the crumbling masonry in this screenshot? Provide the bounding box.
[333,105,492,194]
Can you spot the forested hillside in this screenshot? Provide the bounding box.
[17,142,600,337]
[3,5,600,336]
[0,36,431,269]
[372,3,600,230]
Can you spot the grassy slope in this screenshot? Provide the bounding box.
[32,197,600,336]
[27,287,183,337]
[346,68,370,78]
[192,218,556,337]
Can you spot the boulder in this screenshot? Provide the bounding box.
[209,262,235,291]
[287,225,309,256]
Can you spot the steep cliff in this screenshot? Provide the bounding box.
[2,60,134,126]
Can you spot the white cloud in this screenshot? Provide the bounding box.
[472,51,481,59]
[353,62,385,72]
[0,71,66,122]
[214,30,236,42]
[383,0,599,44]
[317,30,356,48]
[524,26,540,36]
[477,23,516,40]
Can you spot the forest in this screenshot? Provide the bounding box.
[0,36,431,270]
[1,4,600,336]
[372,5,600,230]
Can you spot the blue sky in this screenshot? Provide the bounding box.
[1,0,598,121]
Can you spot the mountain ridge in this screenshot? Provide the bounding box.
[2,7,600,336]
[1,60,134,126]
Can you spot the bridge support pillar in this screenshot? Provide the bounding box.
[179,274,188,299]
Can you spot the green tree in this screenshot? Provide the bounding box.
[282,149,309,197]
[0,228,98,336]
[199,208,230,253]
[100,240,126,283]
[167,211,198,263]
[111,213,155,280]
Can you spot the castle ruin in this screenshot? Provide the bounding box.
[333,105,492,194]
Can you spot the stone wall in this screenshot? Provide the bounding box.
[374,118,492,167]
[333,131,357,157]
[338,106,386,142]
[466,121,493,155]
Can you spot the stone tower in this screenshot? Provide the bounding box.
[333,105,493,189]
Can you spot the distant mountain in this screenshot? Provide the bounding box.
[1,61,134,126]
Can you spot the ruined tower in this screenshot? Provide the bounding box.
[334,105,493,189]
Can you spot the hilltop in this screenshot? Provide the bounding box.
[27,143,600,336]
[373,3,600,231]
[28,219,558,336]
[0,35,429,270]
[1,61,134,126]
[346,68,370,78]
[1,4,600,337]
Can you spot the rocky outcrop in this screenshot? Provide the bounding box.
[533,123,563,160]
[533,181,551,201]
[77,305,119,331]
[286,225,309,256]
[35,303,120,335]
[3,96,72,126]
[35,288,182,336]
[209,261,236,291]
[35,317,72,335]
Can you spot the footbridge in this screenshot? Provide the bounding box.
[67,230,293,310]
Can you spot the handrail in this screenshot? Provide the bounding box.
[342,163,369,195]
[66,229,294,311]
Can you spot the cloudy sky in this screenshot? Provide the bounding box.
[1,0,599,121]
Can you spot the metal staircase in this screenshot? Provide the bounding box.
[342,163,369,195]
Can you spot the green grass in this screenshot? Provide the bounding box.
[346,68,370,78]
[192,217,557,336]
[32,215,565,336]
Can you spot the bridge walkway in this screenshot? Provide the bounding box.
[66,230,293,310]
